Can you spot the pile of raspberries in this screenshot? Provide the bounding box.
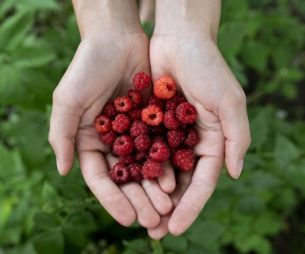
[95,72,199,184]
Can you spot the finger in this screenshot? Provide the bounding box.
[142,180,172,215]
[158,162,176,194]
[148,216,170,240]
[49,42,112,176]
[139,0,155,23]
[49,91,82,175]
[147,172,192,239]
[78,150,136,227]
[168,156,222,236]
[219,89,251,179]
[107,155,160,228]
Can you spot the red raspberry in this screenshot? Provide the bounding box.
[119,155,135,165]
[149,141,170,162]
[164,110,181,130]
[95,115,112,133]
[165,95,186,111]
[128,163,143,181]
[176,102,197,124]
[110,163,130,184]
[167,129,185,148]
[148,96,164,109]
[133,72,151,90]
[134,134,151,152]
[130,120,149,137]
[100,130,116,145]
[102,102,116,119]
[128,90,142,106]
[172,149,195,171]
[128,108,142,120]
[185,128,200,147]
[114,96,133,113]
[141,105,164,126]
[154,76,177,100]
[112,114,130,133]
[142,159,163,180]
[135,151,146,162]
[113,135,134,156]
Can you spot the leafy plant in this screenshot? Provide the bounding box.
[0,0,304,253]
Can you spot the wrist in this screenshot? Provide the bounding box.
[154,0,220,40]
[73,0,143,39]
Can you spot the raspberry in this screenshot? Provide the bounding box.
[172,149,195,171]
[141,105,164,126]
[129,163,143,181]
[112,114,130,133]
[149,141,170,162]
[135,151,146,162]
[95,115,112,133]
[167,129,185,148]
[102,102,116,119]
[130,120,149,137]
[114,96,133,113]
[164,110,181,130]
[134,134,151,152]
[100,130,116,145]
[110,163,130,184]
[165,95,186,111]
[142,159,163,180]
[128,108,142,120]
[176,102,197,124]
[133,72,151,90]
[113,135,134,156]
[154,76,177,100]
[148,96,164,109]
[119,155,135,165]
[185,128,200,147]
[128,90,142,106]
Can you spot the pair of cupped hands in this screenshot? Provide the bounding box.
[48,0,251,239]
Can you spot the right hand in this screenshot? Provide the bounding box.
[49,0,174,229]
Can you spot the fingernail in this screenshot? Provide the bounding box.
[56,157,65,176]
[234,160,243,179]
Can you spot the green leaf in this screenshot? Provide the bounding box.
[32,229,64,254]
[254,212,283,235]
[123,239,150,254]
[218,22,247,58]
[0,11,34,52]
[250,110,269,149]
[235,235,271,254]
[274,135,300,168]
[186,220,224,248]
[163,235,188,253]
[241,40,269,72]
[17,0,58,10]
[13,42,55,68]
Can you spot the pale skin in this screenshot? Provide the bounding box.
[49,0,251,238]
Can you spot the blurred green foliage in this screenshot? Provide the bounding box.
[0,0,305,253]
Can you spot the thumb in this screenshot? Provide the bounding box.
[219,89,251,179]
[49,87,82,176]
